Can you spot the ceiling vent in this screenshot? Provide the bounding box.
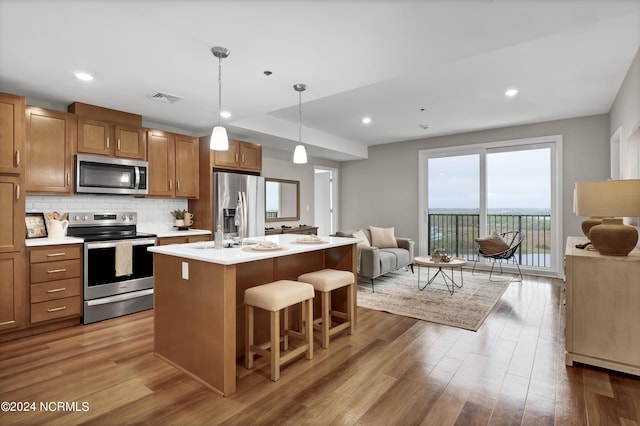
[147,91,183,104]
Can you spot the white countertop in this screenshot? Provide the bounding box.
[148,234,358,265]
[26,237,84,247]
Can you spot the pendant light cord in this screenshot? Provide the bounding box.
[218,56,222,127]
[298,90,302,143]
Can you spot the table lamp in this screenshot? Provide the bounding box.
[574,179,640,256]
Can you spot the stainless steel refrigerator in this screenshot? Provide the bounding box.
[213,172,265,240]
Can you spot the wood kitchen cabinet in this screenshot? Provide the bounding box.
[0,252,25,332]
[0,92,25,334]
[147,129,199,198]
[0,92,25,174]
[77,117,146,160]
[25,107,76,194]
[157,234,211,245]
[213,139,262,172]
[564,237,640,376]
[28,245,82,324]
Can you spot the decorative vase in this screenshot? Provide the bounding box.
[175,219,185,227]
[588,217,638,256]
[581,217,602,238]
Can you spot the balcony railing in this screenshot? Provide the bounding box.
[428,213,551,268]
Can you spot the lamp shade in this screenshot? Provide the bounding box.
[293,144,307,164]
[574,179,640,217]
[210,126,229,151]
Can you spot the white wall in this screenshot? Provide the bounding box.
[340,114,610,253]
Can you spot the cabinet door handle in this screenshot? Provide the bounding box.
[117,138,121,151]
[177,181,181,192]
[47,306,67,313]
[235,153,238,162]
[15,184,20,200]
[47,268,67,274]
[66,173,70,186]
[106,137,110,149]
[47,252,66,257]
[242,154,245,163]
[169,179,172,190]
[15,150,20,166]
[47,287,66,293]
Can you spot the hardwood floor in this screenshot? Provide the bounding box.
[1,274,639,425]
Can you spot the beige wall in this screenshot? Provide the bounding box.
[339,114,610,254]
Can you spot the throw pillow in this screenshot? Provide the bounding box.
[474,230,509,254]
[369,226,398,248]
[351,229,370,246]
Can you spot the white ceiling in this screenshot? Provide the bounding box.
[1,0,639,161]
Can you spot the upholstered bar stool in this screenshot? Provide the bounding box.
[297,269,356,349]
[244,280,314,381]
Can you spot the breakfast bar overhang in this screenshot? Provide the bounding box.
[148,234,358,396]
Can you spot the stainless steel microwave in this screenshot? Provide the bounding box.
[75,154,148,195]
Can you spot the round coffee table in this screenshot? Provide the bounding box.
[414,256,467,295]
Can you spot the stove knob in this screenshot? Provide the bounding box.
[128,214,134,221]
[82,215,88,221]
[122,214,127,221]
[73,215,80,221]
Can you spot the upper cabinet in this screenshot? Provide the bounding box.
[25,107,76,194]
[213,139,262,172]
[70,102,146,160]
[0,93,25,175]
[147,129,199,199]
[77,118,146,160]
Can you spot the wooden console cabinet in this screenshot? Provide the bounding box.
[564,237,640,376]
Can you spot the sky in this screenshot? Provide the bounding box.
[428,148,551,211]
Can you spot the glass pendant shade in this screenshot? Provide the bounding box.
[293,144,307,164]
[210,126,229,151]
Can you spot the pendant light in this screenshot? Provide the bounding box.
[293,83,308,164]
[210,46,230,151]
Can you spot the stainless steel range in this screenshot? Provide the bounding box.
[67,212,156,324]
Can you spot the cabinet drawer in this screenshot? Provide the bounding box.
[31,296,82,323]
[31,278,82,303]
[30,260,81,283]
[30,246,81,263]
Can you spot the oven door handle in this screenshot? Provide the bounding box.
[86,239,156,250]
[86,289,154,306]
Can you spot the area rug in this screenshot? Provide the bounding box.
[357,270,512,331]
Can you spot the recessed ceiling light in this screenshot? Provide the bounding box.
[74,72,94,81]
[220,111,232,118]
[505,88,518,97]
[361,117,372,124]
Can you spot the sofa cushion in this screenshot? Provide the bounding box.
[474,230,509,254]
[379,251,397,271]
[369,226,398,248]
[351,229,370,246]
[381,247,411,268]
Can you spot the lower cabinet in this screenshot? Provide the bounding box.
[28,245,82,324]
[157,234,211,245]
[0,252,25,332]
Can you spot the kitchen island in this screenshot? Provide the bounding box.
[148,234,358,396]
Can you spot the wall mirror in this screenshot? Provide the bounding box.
[265,178,300,221]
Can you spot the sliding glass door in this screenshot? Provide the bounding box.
[419,136,562,277]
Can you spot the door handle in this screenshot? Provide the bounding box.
[47,306,67,313]
[46,287,66,293]
[47,252,66,257]
[106,137,110,149]
[169,179,172,190]
[66,172,70,186]
[47,268,67,274]
[15,184,20,200]
[15,150,20,167]
[177,180,181,192]
[117,138,121,151]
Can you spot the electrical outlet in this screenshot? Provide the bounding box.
[182,262,189,280]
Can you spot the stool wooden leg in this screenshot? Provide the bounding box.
[306,298,314,360]
[321,291,330,349]
[283,306,289,351]
[271,310,280,381]
[245,305,254,369]
[348,282,355,335]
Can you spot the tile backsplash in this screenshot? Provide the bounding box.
[26,195,188,226]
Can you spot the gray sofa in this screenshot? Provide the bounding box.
[335,228,414,292]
